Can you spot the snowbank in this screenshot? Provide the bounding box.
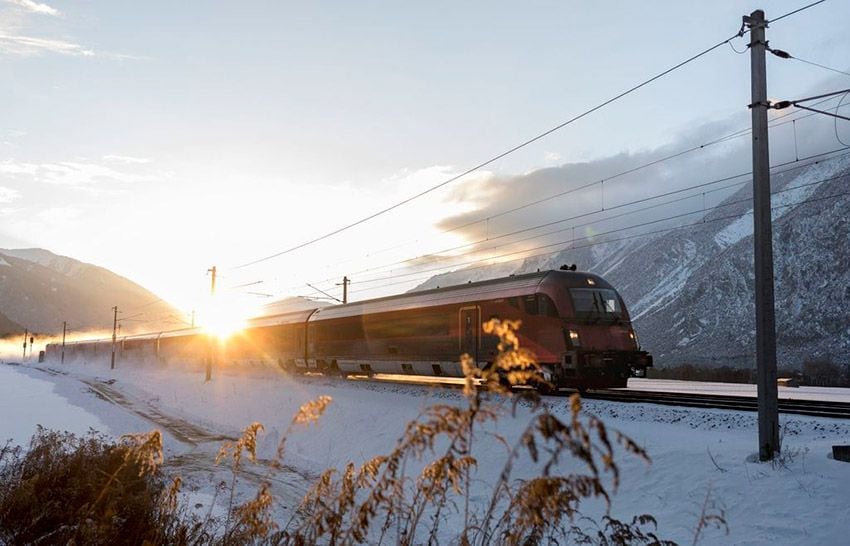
[5,357,850,545]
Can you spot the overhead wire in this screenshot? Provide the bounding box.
[276,94,849,294]
[330,146,850,293]
[788,56,850,79]
[767,0,828,24]
[243,0,838,300]
[232,28,750,270]
[346,168,850,298]
[280,136,850,299]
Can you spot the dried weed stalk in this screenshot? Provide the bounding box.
[275,318,668,545]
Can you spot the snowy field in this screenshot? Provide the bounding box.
[1,358,850,545]
[630,377,850,403]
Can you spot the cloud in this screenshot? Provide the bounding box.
[544,151,563,164]
[7,0,59,17]
[0,186,19,203]
[0,33,94,57]
[0,32,145,59]
[432,96,847,259]
[102,154,152,165]
[0,158,163,187]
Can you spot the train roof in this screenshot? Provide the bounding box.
[52,309,317,347]
[309,269,612,321]
[49,271,611,345]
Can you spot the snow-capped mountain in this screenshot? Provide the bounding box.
[415,153,850,369]
[0,248,182,336]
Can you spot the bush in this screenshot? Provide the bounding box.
[0,320,691,544]
[0,427,202,545]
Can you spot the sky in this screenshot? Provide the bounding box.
[1,0,849,326]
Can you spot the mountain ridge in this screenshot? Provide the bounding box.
[415,152,850,369]
[0,248,182,336]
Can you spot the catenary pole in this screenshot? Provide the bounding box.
[61,321,66,364]
[746,8,780,461]
[22,329,27,361]
[111,306,118,370]
[206,266,216,382]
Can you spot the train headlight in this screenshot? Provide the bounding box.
[568,329,581,347]
[628,328,640,349]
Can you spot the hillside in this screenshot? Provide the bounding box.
[415,152,850,369]
[0,249,182,336]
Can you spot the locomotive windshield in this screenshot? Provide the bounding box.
[569,288,624,321]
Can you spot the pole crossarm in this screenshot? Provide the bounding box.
[790,104,850,122]
[307,283,343,303]
[769,88,850,123]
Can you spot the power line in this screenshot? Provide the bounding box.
[276,97,849,292]
[280,146,850,296]
[767,44,850,79]
[346,171,850,298]
[767,0,828,24]
[789,56,850,78]
[348,166,849,290]
[232,29,748,270]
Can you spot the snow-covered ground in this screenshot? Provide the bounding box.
[2,358,850,545]
[631,377,850,403]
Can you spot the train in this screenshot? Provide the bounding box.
[46,268,652,391]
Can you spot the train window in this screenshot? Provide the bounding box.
[569,288,623,320]
[366,313,450,339]
[537,294,559,317]
[332,320,366,340]
[523,294,559,317]
[507,297,520,309]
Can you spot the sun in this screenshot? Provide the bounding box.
[196,294,254,339]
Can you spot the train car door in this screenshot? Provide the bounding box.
[459,306,480,363]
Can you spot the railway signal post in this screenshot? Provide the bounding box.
[746,8,780,461]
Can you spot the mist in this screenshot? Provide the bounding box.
[424,77,849,274]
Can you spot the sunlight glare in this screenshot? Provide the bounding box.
[197,294,256,339]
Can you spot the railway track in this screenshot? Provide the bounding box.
[582,389,850,419]
[349,373,850,419]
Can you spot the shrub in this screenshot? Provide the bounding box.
[0,428,158,544]
[1,320,684,544]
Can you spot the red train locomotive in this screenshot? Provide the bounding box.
[47,269,652,391]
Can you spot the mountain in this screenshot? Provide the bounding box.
[0,249,183,336]
[414,153,850,369]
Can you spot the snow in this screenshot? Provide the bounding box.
[0,248,86,276]
[631,240,699,320]
[0,364,108,445]
[714,214,752,249]
[632,378,850,403]
[714,153,850,250]
[3,358,850,544]
[0,256,9,267]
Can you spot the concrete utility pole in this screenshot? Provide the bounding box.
[340,276,350,304]
[61,321,67,364]
[208,266,217,295]
[111,306,118,370]
[205,266,216,382]
[746,8,780,461]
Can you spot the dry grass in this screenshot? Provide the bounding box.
[0,319,687,544]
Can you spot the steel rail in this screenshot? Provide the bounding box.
[582,389,850,419]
